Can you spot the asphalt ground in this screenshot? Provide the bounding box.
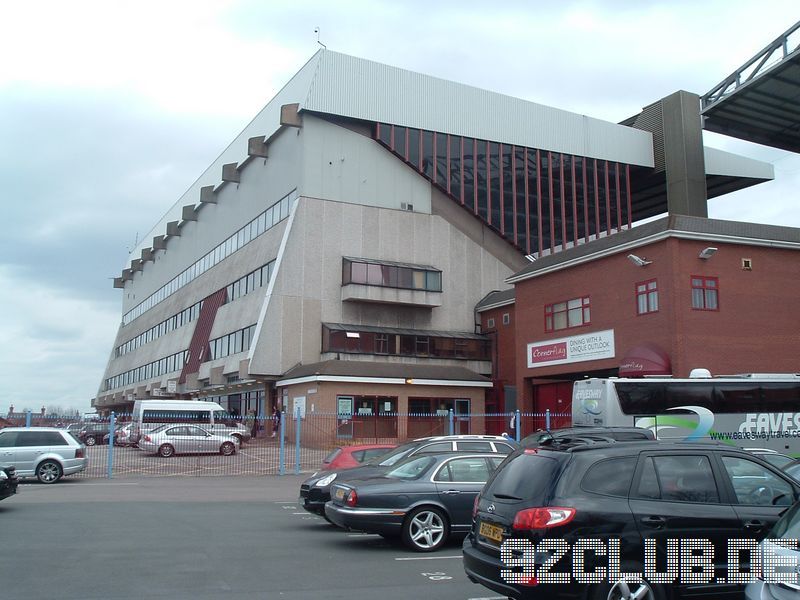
[0,476,506,600]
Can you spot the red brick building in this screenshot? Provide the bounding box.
[478,214,800,417]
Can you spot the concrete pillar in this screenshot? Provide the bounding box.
[662,91,708,217]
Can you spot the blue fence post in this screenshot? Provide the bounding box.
[545,408,551,431]
[107,412,116,479]
[279,411,286,475]
[25,410,32,428]
[448,409,454,436]
[515,409,521,442]
[295,407,301,475]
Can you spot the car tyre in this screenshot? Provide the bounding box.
[36,460,63,484]
[85,436,97,446]
[589,568,667,600]
[402,506,449,552]
[220,441,236,456]
[158,444,175,457]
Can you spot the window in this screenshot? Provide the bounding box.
[721,456,793,506]
[635,455,719,503]
[691,276,719,310]
[502,313,510,325]
[375,333,389,354]
[582,457,636,497]
[636,279,658,315]
[545,296,590,332]
[487,318,495,329]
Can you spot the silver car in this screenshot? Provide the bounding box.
[138,425,239,457]
[0,427,87,483]
[745,499,800,599]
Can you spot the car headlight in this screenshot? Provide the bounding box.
[0,470,7,480]
[315,473,337,487]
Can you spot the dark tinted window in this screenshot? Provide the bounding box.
[457,441,493,452]
[0,431,19,448]
[418,442,452,454]
[485,454,561,503]
[17,431,68,447]
[721,456,794,506]
[494,442,516,454]
[582,457,636,497]
[361,448,392,462]
[636,455,719,503]
[350,450,365,462]
[435,457,492,483]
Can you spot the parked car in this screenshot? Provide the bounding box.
[326,452,506,551]
[0,427,87,483]
[138,425,239,457]
[78,422,113,446]
[300,435,517,518]
[320,444,397,471]
[0,466,19,501]
[102,423,134,447]
[520,426,656,447]
[745,498,800,599]
[463,440,800,600]
[744,447,796,470]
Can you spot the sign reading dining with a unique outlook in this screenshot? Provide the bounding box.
[527,329,615,368]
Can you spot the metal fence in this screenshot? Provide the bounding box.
[2,410,571,479]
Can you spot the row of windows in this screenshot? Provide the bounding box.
[104,350,189,391]
[206,324,257,362]
[123,189,296,325]
[226,261,275,303]
[322,326,491,360]
[115,260,276,358]
[545,276,721,332]
[116,302,202,357]
[376,123,632,257]
[342,258,442,292]
[615,381,800,414]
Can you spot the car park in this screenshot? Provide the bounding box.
[745,499,800,600]
[326,452,505,551]
[463,440,800,600]
[0,427,87,483]
[319,444,397,471]
[300,435,517,518]
[0,466,19,501]
[137,425,240,457]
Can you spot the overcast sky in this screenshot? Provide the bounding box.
[1,1,798,415]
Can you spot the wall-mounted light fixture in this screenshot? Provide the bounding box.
[627,254,652,267]
[698,247,718,259]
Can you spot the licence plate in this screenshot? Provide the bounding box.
[479,521,503,544]
[333,487,346,501]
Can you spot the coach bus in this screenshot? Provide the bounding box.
[572,369,800,455]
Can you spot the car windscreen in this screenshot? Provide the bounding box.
[386,455,436,480]
[371,443,419,466]
[768,501,800,539]
[483,453,562,503]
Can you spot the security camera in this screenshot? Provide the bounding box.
[698,247,717,259]
[627,254,652,267]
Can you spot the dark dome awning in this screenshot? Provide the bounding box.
[619,343,671,377]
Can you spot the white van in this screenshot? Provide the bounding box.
[130,400,250,446]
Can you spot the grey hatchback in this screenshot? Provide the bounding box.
[0,427,87,483]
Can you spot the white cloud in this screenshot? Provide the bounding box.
[0,265,119,414]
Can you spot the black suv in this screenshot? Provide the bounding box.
[0,466,19,502]
[464,441,800,600]
[78,423,112,446]
[521,426,655,447]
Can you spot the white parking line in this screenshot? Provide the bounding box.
[394,555,462,561]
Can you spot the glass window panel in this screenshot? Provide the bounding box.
[382,265,397,287]
[351,262,367,284]
[422,131,434,178]
[367,263,382,285]
[426,271,441,291]
[407,128,420,169]
[398,268,413,289]
[412,270,426,289]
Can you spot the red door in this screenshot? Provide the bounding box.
[533,382,572,429]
